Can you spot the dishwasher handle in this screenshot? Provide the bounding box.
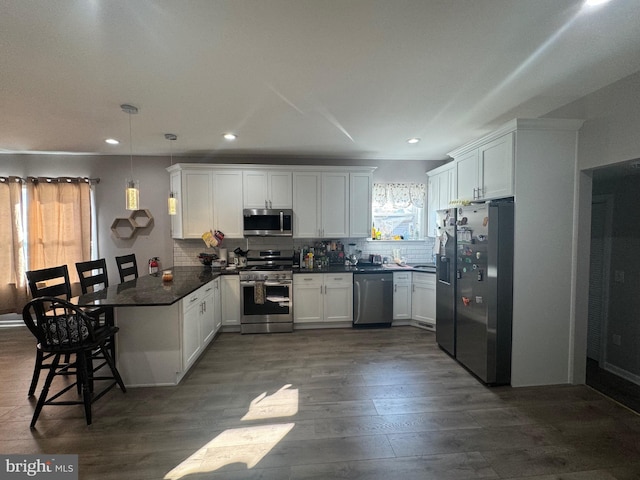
[353,279,361,324]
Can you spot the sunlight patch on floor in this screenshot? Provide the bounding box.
[164,385,298,479]
[242,384,299,421]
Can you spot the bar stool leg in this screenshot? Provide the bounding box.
[30,354,60,428]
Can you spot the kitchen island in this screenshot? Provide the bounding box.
[75,267,225,387]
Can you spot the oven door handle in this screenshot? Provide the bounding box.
[240,281,292,287]
[264,281,292,286]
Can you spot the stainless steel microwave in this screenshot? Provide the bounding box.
[243,209,293,236]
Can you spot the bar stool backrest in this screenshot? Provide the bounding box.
[76,259,109,294]
[26,265,72,300]
[115,254,138,283]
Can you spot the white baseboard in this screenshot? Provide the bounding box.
[603,361,640,386]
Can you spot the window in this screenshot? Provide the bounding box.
[0,176,96,315]
[371,183,425,240]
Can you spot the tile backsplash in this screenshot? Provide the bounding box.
[173,236,435,266]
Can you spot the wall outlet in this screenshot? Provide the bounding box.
[612,334,622,346]
[614,270,625,283]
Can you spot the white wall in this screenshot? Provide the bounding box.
[0,154,174,286]
[546,69,640,384]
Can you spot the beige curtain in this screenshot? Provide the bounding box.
[0,178,28,314]
[27,180,91,289]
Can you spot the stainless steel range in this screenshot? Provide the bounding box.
[239,250,293,334]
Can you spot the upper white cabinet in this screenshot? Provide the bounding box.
[169,164,375,239]
[243,170,292,209]
[321,172,350,238]
[426,163,456,237]
[171,169,213,239]
[292,172,322,238]
[212,170,244,238]
[454,132,514,202]
[168,166,243,239]
[293,169,373,238]
[349,172,373,238]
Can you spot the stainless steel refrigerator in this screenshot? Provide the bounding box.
[435,208,457,356]
[455,201,514,385]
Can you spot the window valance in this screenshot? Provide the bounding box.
[373,183,425,208]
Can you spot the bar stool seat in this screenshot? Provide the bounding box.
[22,296,126,427]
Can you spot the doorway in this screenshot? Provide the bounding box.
[586,191,640,412]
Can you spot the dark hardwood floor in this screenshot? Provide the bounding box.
[2,325,640,479]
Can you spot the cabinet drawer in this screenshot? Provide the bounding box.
[412,272,436,285]
[325,273,352,285]
[393,272,412,283]
[293,274,323,286]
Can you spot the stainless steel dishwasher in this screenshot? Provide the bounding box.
[353,271,393,328]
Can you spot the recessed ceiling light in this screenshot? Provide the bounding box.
[584,0,612,6]
[407,138,420,144]
[223,133,237,141]
[105,138,119,145]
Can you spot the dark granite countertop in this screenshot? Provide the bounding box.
[73,262,436,308]
[74,266,222,307]
[293,263,436,274]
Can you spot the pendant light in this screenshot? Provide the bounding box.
[165,133,177,215]
[121,104,139,211]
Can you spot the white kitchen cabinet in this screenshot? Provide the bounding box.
[349,172,373,238]
[183,279,221,371]
[455,132,514,202]
[212,170,244,238]
[293,171,349,238]
[200,281,217,346]
[321,172,350,238]
[168,166,243,239]
[426,164,456,237]
[293,273,353,325]
[171,170,213,239]
[221,275,241,328]
[411,272,436,328]
[243,170,293,209]
[182,289,204,371]
[293,274,324,323]
[323,273,353,322]
[393,272,412,324]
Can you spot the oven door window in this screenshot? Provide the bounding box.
[242,284,290,317]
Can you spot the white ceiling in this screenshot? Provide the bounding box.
[2,0,640,161]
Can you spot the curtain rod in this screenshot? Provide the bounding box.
[0,176,100,185]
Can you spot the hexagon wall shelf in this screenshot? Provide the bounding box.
[111,209,154,239]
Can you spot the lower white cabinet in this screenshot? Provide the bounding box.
[411,272,436,328]
[393,272,412,324]
[182,279,220,372]
[294,273,353,325]
[221,275,241,327]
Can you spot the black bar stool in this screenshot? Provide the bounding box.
[75,258,116,360]
[22,296,126,427]
[25,265,74,397]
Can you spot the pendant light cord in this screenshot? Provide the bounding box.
[129,112,134,178]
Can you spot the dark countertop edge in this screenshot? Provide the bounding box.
[293,263,436,274]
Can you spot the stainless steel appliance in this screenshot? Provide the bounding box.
[455,200,514,385]
[243,209,293,237]
[353,271,393,328]
[239,250,294,333]
[435,207,457,357]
